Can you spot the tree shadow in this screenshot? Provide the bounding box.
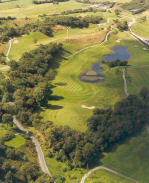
[104,128,143,154]
[88,153,104,169]
[54,82,67,86]
[46,104,63,110]
[48,95,64,101]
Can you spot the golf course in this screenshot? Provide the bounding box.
[0,0,149,182]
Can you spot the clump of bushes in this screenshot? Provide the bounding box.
[102,59,128,67]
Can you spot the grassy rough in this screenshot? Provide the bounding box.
[101,130,149,183]
[5,135,26,148]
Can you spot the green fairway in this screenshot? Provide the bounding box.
[5,134,26,148]
[101,129,149,183]
[41,29,149,131]
[85,169,134,183]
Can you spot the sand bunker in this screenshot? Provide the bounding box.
[81,105,95,109]
[143,48,148,51]
[116,39,121,43]
[13,39,19,44]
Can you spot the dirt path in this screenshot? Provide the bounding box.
[80,166,139,183]
[122,68,129,97]
[13,116,51,176]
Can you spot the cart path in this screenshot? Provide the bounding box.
[66,26,113,59]
[80,166,139,183]
[13,116,51,176]
[122,68,129,97]
[6,39,12,61]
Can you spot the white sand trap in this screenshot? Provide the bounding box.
[13,39,19,44]
[81,105,95,109]
[143,48,148,51]
[116,39,121,43]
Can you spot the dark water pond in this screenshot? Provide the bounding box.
[103,46,131,61]
[79,46,131,83]
[79,61,105,83]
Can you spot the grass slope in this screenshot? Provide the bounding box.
[131,20,149,38]
[101,129,149,183]
[85,169,133,183]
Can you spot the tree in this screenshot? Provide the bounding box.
[2,114,13,127]
[115,9,120,16]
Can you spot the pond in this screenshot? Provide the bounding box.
[103,46,131,61]
[79,46,131,83]
[79,61,105,83]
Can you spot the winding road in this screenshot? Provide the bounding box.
[128,17,149,46]
[5,39,51,177]
[13,116,51,176]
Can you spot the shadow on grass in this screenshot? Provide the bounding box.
[54,82,67,86]
[48,95,64,101]
[87,128,145,169]
[46,104,63,110]
[103,128,143,154]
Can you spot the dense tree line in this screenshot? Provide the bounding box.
[0,131,54,183]
[61,7,99,15]
[0,43,64,129]
[39,88,149,168]
[44,15,104,28]
[0,43,65,182]
[0,14,104,43]
[32,0,69,4]
[0,22,53,43]
[0,16,16,21]
[102,59,128,67]
[114,19,128,31]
